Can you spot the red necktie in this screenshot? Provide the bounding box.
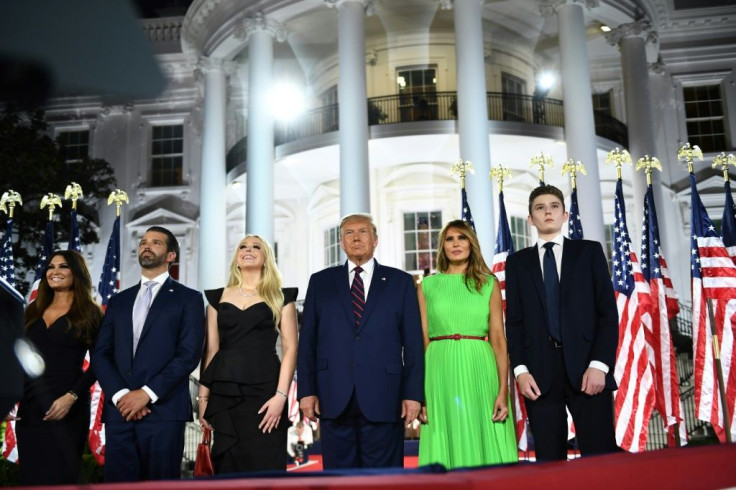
[351,266,365,327]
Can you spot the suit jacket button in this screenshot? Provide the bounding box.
[127,371,132,376]
[351,362,356,367]
[355,336,360,342]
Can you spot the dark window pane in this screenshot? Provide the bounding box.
[404,213,415,230]
[405,253,417,271]
[404,232,416,250]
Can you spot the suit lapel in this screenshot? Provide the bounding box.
[122,286,139,365]
[358,259,384,333]
[527,245,546,309]
[334,263,354,326]
[138,276,174,346]
[560,238,575,299]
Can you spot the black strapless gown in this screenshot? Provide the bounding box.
[16,316,96,486]
[200,287,297,474]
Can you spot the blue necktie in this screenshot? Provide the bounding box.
[543,242,561,342]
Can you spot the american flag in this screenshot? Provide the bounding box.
[567,187,584,240]
[689,173,736,443]
[611,178,656,452]
[0,219,15,288]
[88,216,123,465]
[640,185,684,444]
[489,191,528,450]
[28,221,54,302]
[287,373,300,423]
[721,180,736,262]
[461,187,476,232]
[97,216,121,306]
[68,209,81,252]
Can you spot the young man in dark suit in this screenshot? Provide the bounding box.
[297,213,424,469]
[505,185,619,461]
[92,226,204,481]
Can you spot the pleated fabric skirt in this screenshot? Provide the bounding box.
[418,339,519,469]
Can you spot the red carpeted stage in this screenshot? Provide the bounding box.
[17,444,736,490]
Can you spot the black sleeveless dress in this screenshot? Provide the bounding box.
[200,287,297,474]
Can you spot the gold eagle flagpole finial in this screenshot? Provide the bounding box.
[489,164,512,193]
[64,182,84,211]
[107,189,129,217]
[677,142,703,174]
[530,152,554,184]
[0,190,23,219]
[40,193,62,221]
[561,159,586,189]
[635,155,662,186]
[450,159,474,188]
[712,152,736,182]
[605,147,632,180]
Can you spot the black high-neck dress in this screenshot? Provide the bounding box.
[16,316,96,486]
[200,287,297,474]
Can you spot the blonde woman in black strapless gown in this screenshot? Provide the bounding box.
[198,235,298,473]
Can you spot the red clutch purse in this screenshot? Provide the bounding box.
[193,427,214,477]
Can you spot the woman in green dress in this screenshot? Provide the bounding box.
[417,219,518,469]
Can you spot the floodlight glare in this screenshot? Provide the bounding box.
[270,83,306,122]
[537,72,555,91]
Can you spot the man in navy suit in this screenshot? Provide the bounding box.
[298,213,424,469]
[505,185,619,461]
[92,226,204,481]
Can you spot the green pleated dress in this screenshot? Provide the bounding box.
[418,273,518,469]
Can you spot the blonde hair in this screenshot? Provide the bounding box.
[226,235,285,328]
[436,220,492,293]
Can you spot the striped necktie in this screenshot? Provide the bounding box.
[351,266,365,327]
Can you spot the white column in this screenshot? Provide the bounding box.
[453,0,494,260]
[326,0,371,216]
[241,13,286,244]
[541,0,606,246]
[606,20,666,241]
[198,57,228,290]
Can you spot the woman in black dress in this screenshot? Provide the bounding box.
[16,250,103,485]
[198,235,298,473]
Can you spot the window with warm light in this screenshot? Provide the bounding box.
[403,211,442,273]
[397,66,438,122]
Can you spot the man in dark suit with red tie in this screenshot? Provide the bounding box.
[297,213,424,469]
[505,185,619,461]
[92,226,204,481]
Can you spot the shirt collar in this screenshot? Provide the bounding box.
[347,258,375,275]
[536,234,564,249]
[140,271,169,286]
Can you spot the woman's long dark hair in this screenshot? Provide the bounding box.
[24,250,102,346]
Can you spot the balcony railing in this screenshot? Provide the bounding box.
[227,92,629,170]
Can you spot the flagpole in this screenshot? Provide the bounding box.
[529,152,554,186]
[107,189,129,218]
[637,154,682,447]
[0,190,23,219]
[680,143,732,444]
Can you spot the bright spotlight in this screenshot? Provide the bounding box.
[537,72,555,91]
[270,83,305,123]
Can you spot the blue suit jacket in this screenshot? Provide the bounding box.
[91,277,205,423]
[297,260,424,422]
[505,239,619,394]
